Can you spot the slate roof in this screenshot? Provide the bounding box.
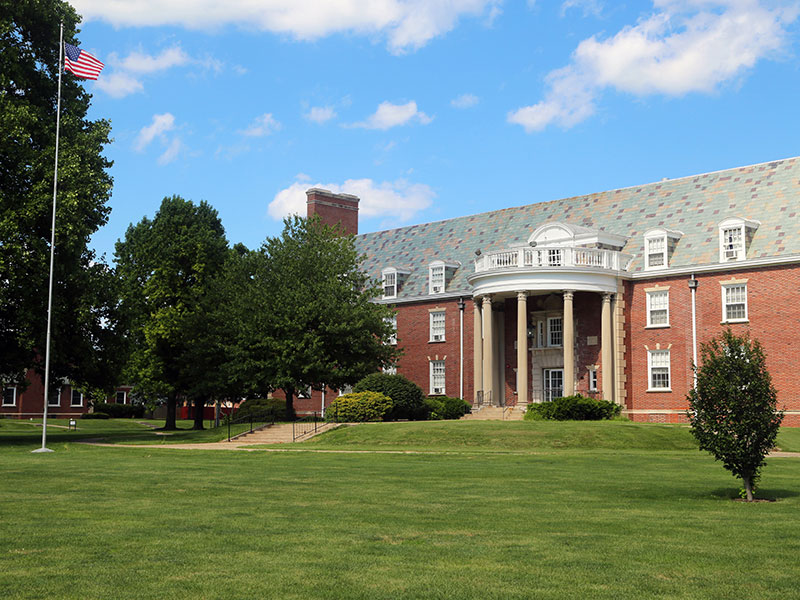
[354,157,800,299]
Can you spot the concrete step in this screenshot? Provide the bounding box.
[462,406,526,421]
[232,422,337,444]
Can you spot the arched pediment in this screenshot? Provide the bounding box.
[528,222,594,247]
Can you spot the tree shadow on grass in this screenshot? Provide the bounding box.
[706,487,799,501]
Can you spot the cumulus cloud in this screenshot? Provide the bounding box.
[134,113,176,151]
[450,93,479,108]
[94,71,144,98]
[158,138,183,165]
[71,0,499,54]
[96,45,191,98]
[240,113,281,137]
[509,0,798,132]
[304,106,337,124]
[353,101,432,130]
[269,177,435,221]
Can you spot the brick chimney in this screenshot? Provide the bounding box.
[306,188,360,235]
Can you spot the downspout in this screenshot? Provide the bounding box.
[689,274,698,389]
[458,297,466,401]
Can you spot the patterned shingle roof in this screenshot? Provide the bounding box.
[355,157,800,299]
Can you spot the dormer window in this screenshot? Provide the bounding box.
[718,217,759,263]
[382,270,397,299]
[429,263,445,294]
[643,228,683,271]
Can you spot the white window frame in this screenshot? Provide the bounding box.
[338,385,353,397]
[644,235,667,270]
[2,386,17,407]
[645,289,670,328]
[116,391,127,405]
[70,388,84,407]
[647,350,671,391]
[382,269,397,299]
[430,360,446,395]
[547,317,563,348]
[429,310,446,342]
[720,225,744,262]
[429,262,445,294]
[48,387,61,407]
[385,315,397,345]
[588,368,598,392]
[722,282,748,323]
[382,364,397,375]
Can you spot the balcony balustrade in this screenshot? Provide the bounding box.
[474,246,632,273]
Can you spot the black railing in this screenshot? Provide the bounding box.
[225,412,275,442]
[293,412,322,441]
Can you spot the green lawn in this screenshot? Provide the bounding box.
[1,420,799,599]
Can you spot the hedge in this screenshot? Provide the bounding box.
[326,391,393,422]
[353,373,425,420]
[91,402,145,419]
[524,395,621,421]
[424,396,471,420]
[80,412,110,419]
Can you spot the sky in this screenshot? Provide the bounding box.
[67,0,800,261]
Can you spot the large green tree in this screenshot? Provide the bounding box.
[1,1,120,392]
[688,329,784,501]
[115,196,231,430]
[243,216,399,415]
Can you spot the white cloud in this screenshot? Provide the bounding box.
[241,113,281,137]
[305,106,337,124]
[94,71,144,98]
[560,0,603,18]
[269,177,435,221]
[353,101,432,130]
[509,0,798,132]
[113,46,190,74]
[158,138,183,165]
[451,93,479,108]
[134,113,176,151]
[71,0,499,54]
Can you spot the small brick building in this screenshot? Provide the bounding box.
[295,158,800,425]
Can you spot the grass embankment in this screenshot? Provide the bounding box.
[2,420,800,599]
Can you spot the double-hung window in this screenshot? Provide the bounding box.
[647,350,671,391]
[48,388,61,407]
[430,360,446,395]
[722,283,748,322]
[429,264,445,294]
[116,391,127,404]
[547,317,563,347]
[646,289,669,327]
[588,368,598,392]
[645,236,666,268]
[2,386,16,407]
[721,226,744,261]
[430,311,445,342]
[382,271,397,299]
[71,389,83,407]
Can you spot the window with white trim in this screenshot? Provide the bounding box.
[646,290,669,327]
[116,391,127,404]
[588,368,598,392]
[2,386,16,407]
[298,386,312,399]
[430,360,446,395]
[430,311,446,342]
[548,317,563,347]
[338,385,353,396]
[382,270,397,299]
[382,365,397,375]
[429,264,445,294]
[385,315,397,345]
[71,389,83,407]
[645,235,666,269]
[722,283,748,322]
[48,388,61,406]
[721,226,744,261]
[647,350,671,391]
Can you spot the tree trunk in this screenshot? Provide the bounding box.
[285,386,295,420]
[193,397,205,430]
[164,393,178,430]
[743,474,754,502]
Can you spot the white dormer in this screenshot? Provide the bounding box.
[528,222,627,249]
[428,260,459,294]
[381,267,410,299]
[643,228,683,271]
[718,217,760,263]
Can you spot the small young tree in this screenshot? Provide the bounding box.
[688,329,783,501]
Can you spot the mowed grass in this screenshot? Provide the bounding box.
[2,420,800,599]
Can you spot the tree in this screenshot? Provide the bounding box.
[115,197,230,430]
[1,1,120,393]
[242,216,399,415]
[688,329,784,501]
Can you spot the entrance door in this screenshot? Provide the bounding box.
[543,369,563,402]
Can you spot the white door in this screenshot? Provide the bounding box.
[543,369,563,402]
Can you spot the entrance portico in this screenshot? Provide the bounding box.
[468,223,631,407]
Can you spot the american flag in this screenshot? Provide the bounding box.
[64,43,104,80]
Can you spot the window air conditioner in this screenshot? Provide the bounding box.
[725,249,739,260]
[432,285,442,293]
[433,387,444,395]
[433,334,443,341]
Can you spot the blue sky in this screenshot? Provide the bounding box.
[69,0,800,260]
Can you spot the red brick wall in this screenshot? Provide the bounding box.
[626,264,800,423]
[306,191,359,235]
[0,369,90,418]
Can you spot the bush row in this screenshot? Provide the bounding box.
[80,412,110,419]
[326,391,393,422]
[91,402,145,419]
[353,373,425,420]
[524,395,621,421]
[233,398,292,422]
[424,396,471,420]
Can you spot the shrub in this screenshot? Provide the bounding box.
[233,398,291,422]
[81,412,110,419]
[424,396,471,420]
[91,402,145,418]
[326,391,393,422]
[524,395,621,421]
[353,373,425,420]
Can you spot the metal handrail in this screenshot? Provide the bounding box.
[224,412,275,442]
[293,412,321,441]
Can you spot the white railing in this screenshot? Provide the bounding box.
[475,246,632,273]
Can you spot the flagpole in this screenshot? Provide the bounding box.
[34,22,64,453]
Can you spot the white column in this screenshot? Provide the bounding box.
[516,291,528,405]
[601,292,614,402]
[563,291,575,396]
[473,300,483,403]
[482,295,494,405]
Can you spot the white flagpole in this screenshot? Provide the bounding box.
[34,22,64,453]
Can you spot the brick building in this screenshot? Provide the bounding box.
[296,157,800,425]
